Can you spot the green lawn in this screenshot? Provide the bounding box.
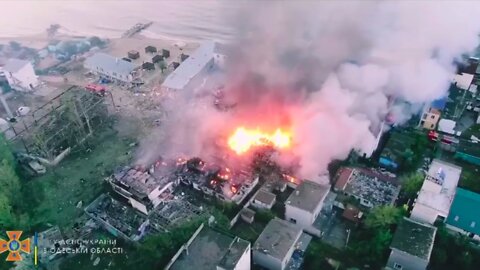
[22,128,135,231]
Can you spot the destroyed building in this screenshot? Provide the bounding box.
[8,86,109,164]
[85,194,149,242]
[176,157,259,204]
[334,167,401,208]
[108,164,178,215]
[148,199,203,232]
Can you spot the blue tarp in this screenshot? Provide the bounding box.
[431,97,447,110]
[379,157,399,169]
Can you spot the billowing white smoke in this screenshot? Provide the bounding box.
[137,1,480,182]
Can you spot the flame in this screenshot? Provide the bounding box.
[228,127,291,154]
[283,174,298,184]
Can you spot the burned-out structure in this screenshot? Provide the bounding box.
[85,194,149,242]
[148,199,204,232]
[7,86,110,164]
[334,167,401,208]
[176,157,259,204]
[107,162,178,215]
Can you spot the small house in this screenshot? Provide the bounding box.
[142,62,155,70]
[240,208,255,224]
[180,53,189,62]
[162,49,170,58]
[145,45,157,54]
[252,190,276,210]
[152,55,164,64]
[1,59,39,91]
[128,50,140,60]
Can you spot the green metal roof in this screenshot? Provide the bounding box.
[446,188,480,236]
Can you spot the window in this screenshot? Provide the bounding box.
[471,221,476,228]
[455,216,459,222]
[430,124,434,129]
[394,263,403,270]
[289,218,297,224]
[431,115,435,119]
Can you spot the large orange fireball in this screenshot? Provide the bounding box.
[228,127,291,154]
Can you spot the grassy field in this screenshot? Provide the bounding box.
[22,127,136,231]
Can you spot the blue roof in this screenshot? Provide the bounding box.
[431,97,447,110]
[446,188,480,236]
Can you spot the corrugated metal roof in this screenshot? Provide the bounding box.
[84,52,135,76]
[161,41,217,90]
[446,188,480,236]
[3,59,30,73]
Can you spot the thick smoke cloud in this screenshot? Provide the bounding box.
[137,1,480,182]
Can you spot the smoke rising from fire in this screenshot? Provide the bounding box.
[137,1,480,182]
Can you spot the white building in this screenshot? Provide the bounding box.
[386,217,437,270]
[84,53,136,82]
[167,223,251,270]
[252,190,276,210]
[253,218,302,270]
[359,121,385,158]
[285,180,330,227]
[1,59,39,91]
[161,41,226,91]
[453,72,474,90]
[410,159,462,224]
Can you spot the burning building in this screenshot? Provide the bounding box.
[175,157,259,204]
[137,2,480,186]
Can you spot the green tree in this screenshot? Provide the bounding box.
[0,134,24,229]
[401,172,424,199]
[365,205,403,230]
[0,194,16,227]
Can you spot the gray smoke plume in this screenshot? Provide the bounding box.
[137,1,480,182]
